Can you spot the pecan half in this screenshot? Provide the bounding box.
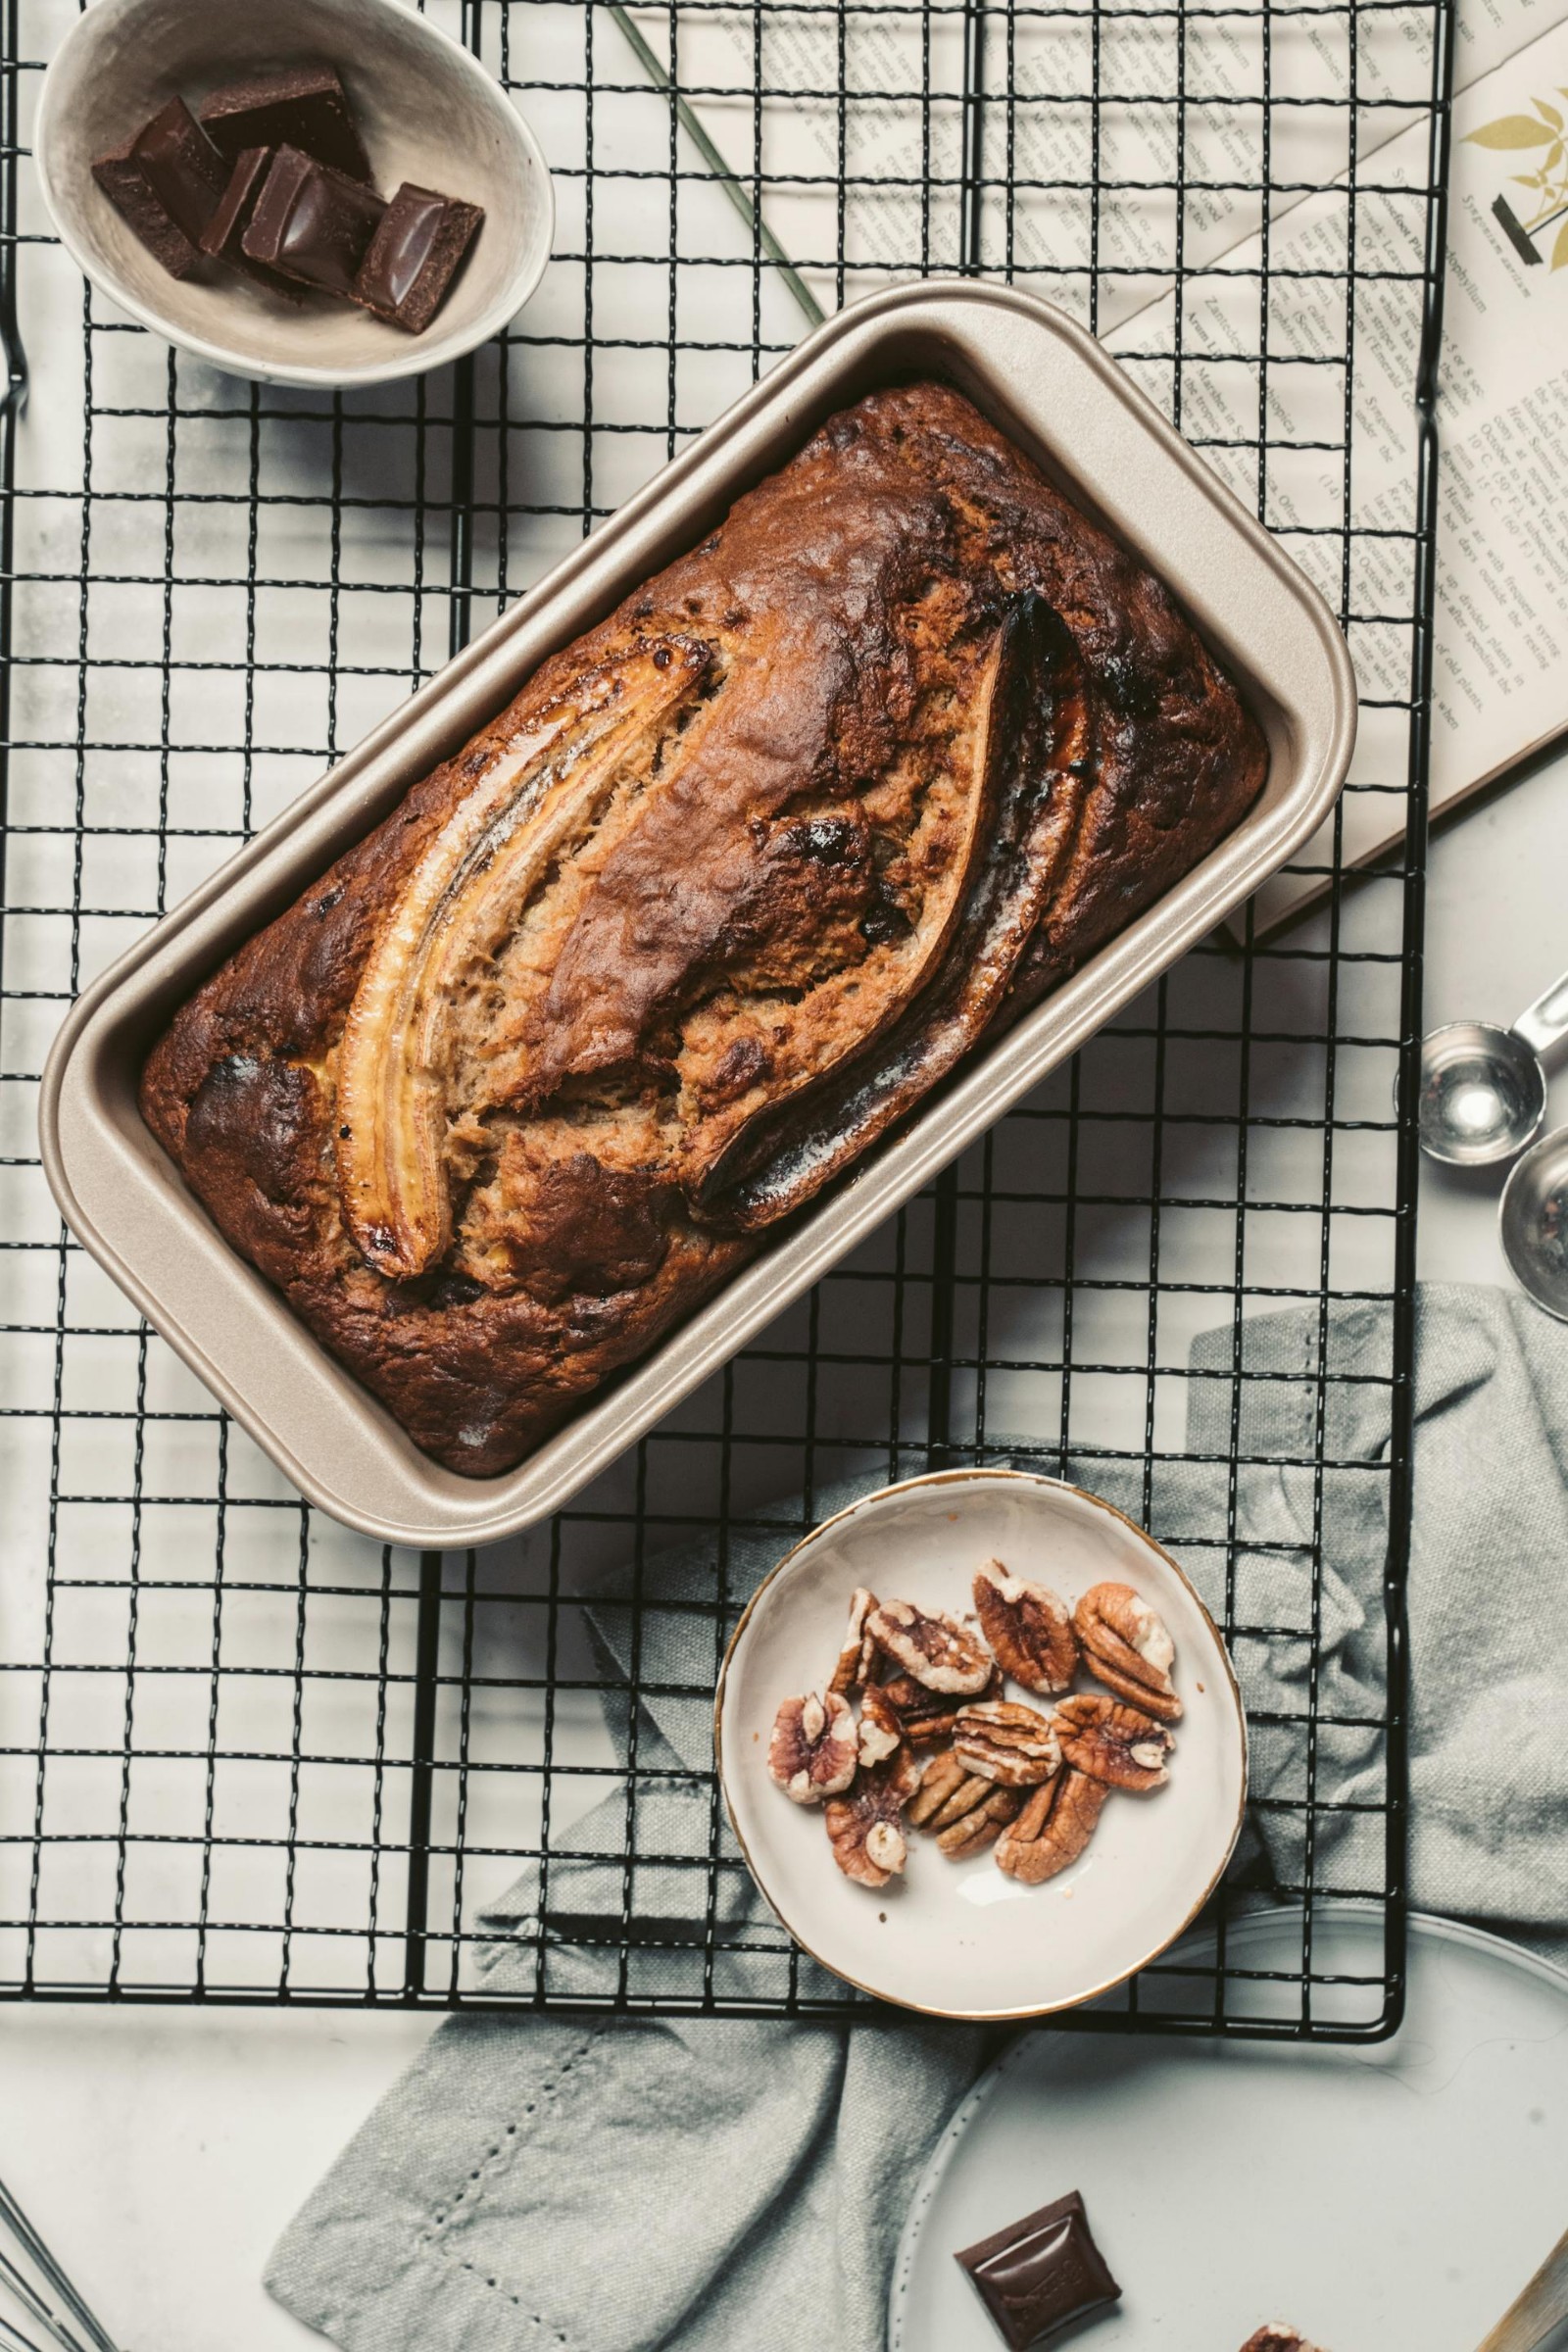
[766,1690,858,1804]
[937,1785,1023,1858]
[857,1683,904,1770]
[904,1749,971,1827]
[1074,1581,1181,1722]
[867,1598,993,1694]
[876,1666,1001,1744]
[953,1699,1062,1788]
[971,1560,1077,1693]
[824,1747,923,1888]
[828,1587,880,1697]
[1054,1692,1174,1791]
[335,638,710,1278]
[994,1768,1108,1883]
[913,1764,998,1836]
[1237,2332,1324,2352]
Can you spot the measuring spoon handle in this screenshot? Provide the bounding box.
[1513,968,1568,1064]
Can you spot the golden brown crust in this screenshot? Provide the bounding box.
[141,381,1265,1476]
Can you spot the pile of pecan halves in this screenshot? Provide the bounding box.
[766,1564,1181,1892]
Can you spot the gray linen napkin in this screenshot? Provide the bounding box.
[1180,1281,1568,1955]
[267,1282,1568,2350]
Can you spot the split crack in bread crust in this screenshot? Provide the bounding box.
[140,381,1268,1476]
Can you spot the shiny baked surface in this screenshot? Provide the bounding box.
[141,381,1265,1475]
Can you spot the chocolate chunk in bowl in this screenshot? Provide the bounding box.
[33,0,554,390]
[91,94,227,278]
[198,146,304,298]
[198,63,372,180]
[353,182,484,331]
[240,144,385,297]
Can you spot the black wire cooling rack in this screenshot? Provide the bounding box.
[0,0,1450,2032]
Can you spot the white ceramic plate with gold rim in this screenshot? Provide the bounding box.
[889,1909,1568,2351]
[715,1469,1247,2020]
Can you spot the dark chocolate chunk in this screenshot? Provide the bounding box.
[126,96,230,240]
[198,147,303,298]
[200,144,272,260]
[352,183,484,333]
[92,96,228,279]
[92,150,201,278]
[241,146,385,299]
[955,2190,1121,2350]
[198,66,371,182]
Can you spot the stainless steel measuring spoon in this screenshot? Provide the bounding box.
[1500,1125,1568,1321]
[1416,967,1568,1166]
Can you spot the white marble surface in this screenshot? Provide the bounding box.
[3,740,1564,2352]
[5,0,1567,2311]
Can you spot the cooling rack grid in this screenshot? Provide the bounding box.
[0,0,1448,2031]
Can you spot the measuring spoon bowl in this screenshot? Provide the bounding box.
[1417,1021,1546,1168]
[1500,1123,1568,1322]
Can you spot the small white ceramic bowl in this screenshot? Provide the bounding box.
[717,1469,1247,2020]
[34,0,554,389]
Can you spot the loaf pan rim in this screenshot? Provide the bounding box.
[39,277,1358,1545]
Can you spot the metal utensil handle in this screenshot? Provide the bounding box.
[1513,969,1568,1064]
[0,2180,120,2352]
[1475,2219,1568,2352]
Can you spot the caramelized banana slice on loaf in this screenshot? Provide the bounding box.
[704,593,1088,1230]
[335,638,710,1277]
[671,613,1009,1201]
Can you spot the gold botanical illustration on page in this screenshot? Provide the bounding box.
[1467,89,1568,269]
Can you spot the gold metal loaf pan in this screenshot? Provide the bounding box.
[40,281,1357,1546]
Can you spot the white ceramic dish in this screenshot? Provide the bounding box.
[890,1906,1568,2351]
[33,0,554,389]
[715,1469,1247,2020]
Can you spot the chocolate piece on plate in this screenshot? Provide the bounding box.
[92,96,228,279]
[956,2189,1121,2349]
[353,184,484,333]
[198,66,371,181]
[1239,2331,1326,2352]
[198,147,302,298]
[241,146,385,298]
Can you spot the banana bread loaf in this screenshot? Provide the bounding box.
[141,381,1267,1475]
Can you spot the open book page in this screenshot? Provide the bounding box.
[1096,18,1568,935]
[971,0,1568,331]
